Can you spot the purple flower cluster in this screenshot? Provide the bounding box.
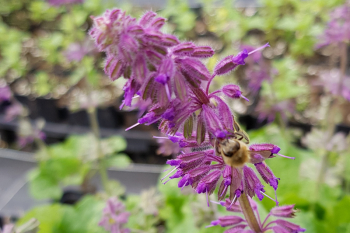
[89,8,284,202]
[90,9,302,231]
[318,69,350,101]
[208,198,305,233]
[99,197,130,233]
[317,1,350,48]
[163,140,292,205]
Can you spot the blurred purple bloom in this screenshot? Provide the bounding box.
[208,198,305,233]
[5,103,22,121]
[156,135,181,157]
[1,224,15,233]
[317,69,350,101]
[64,39,97,62]
[256,100,295,123]
[99,197,130,233]
[18,129,46,148]
[302,128,348,153]
[47,0,83,6]
[0,86,11,103]
[241,44,272,93]
[316,2,350,48]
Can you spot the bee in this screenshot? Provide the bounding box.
[215,118,251,168]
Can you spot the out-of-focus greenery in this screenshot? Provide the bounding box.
[28,134,129,200]
[19,125,350,233]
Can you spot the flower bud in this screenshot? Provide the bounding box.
[271,205,297,218]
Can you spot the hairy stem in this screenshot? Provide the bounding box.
[238,193,262,233]
[87,107,110,194]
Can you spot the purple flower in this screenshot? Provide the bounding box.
[99,197,130,233]
[5,103,22,121]
[220,84,249,101]
[317,69,350,101]
[64,39,97,62]
[155,134,181,157]
[162,140,292,206]
[90,10,215,110]
[270,205,297,218]
[47,0,83,6]
[0,86,11,103]
[1,224,15,233]
[256,99,295,123]
[208,198,305,233]
[239,44,273,93]
[316,2,350,48]
[214,43,269,76]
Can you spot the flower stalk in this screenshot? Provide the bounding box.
[238,192,262,233]
[87,106,110,194]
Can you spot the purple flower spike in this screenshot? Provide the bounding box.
[222,84,249,101]
[271,205,297,218]
[316,3,350,48]
[99,197,130,233]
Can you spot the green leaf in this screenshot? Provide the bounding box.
[28,169,62,200]
[17,204,67,233]
[106,154,131,168]
[35,72,51,96]
[101,136,127,154]
[106,180,126,197]
[17,196,106,233]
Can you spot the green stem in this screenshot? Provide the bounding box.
[87,107,110,194]
[267,79,288,141]
[316,151,329,197]
[238,193,262,233]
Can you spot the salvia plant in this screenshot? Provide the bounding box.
[89,9,305,232]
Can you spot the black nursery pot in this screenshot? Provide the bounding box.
[59,190,85,205]
[14,95,68,123]
[97,106,124,129]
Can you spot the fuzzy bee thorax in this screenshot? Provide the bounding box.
[217,139,250,168]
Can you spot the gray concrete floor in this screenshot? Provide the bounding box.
[0,149,163,217]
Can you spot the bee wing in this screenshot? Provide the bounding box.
[232,117,250,144]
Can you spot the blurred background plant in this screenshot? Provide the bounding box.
[0,0,349,232]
